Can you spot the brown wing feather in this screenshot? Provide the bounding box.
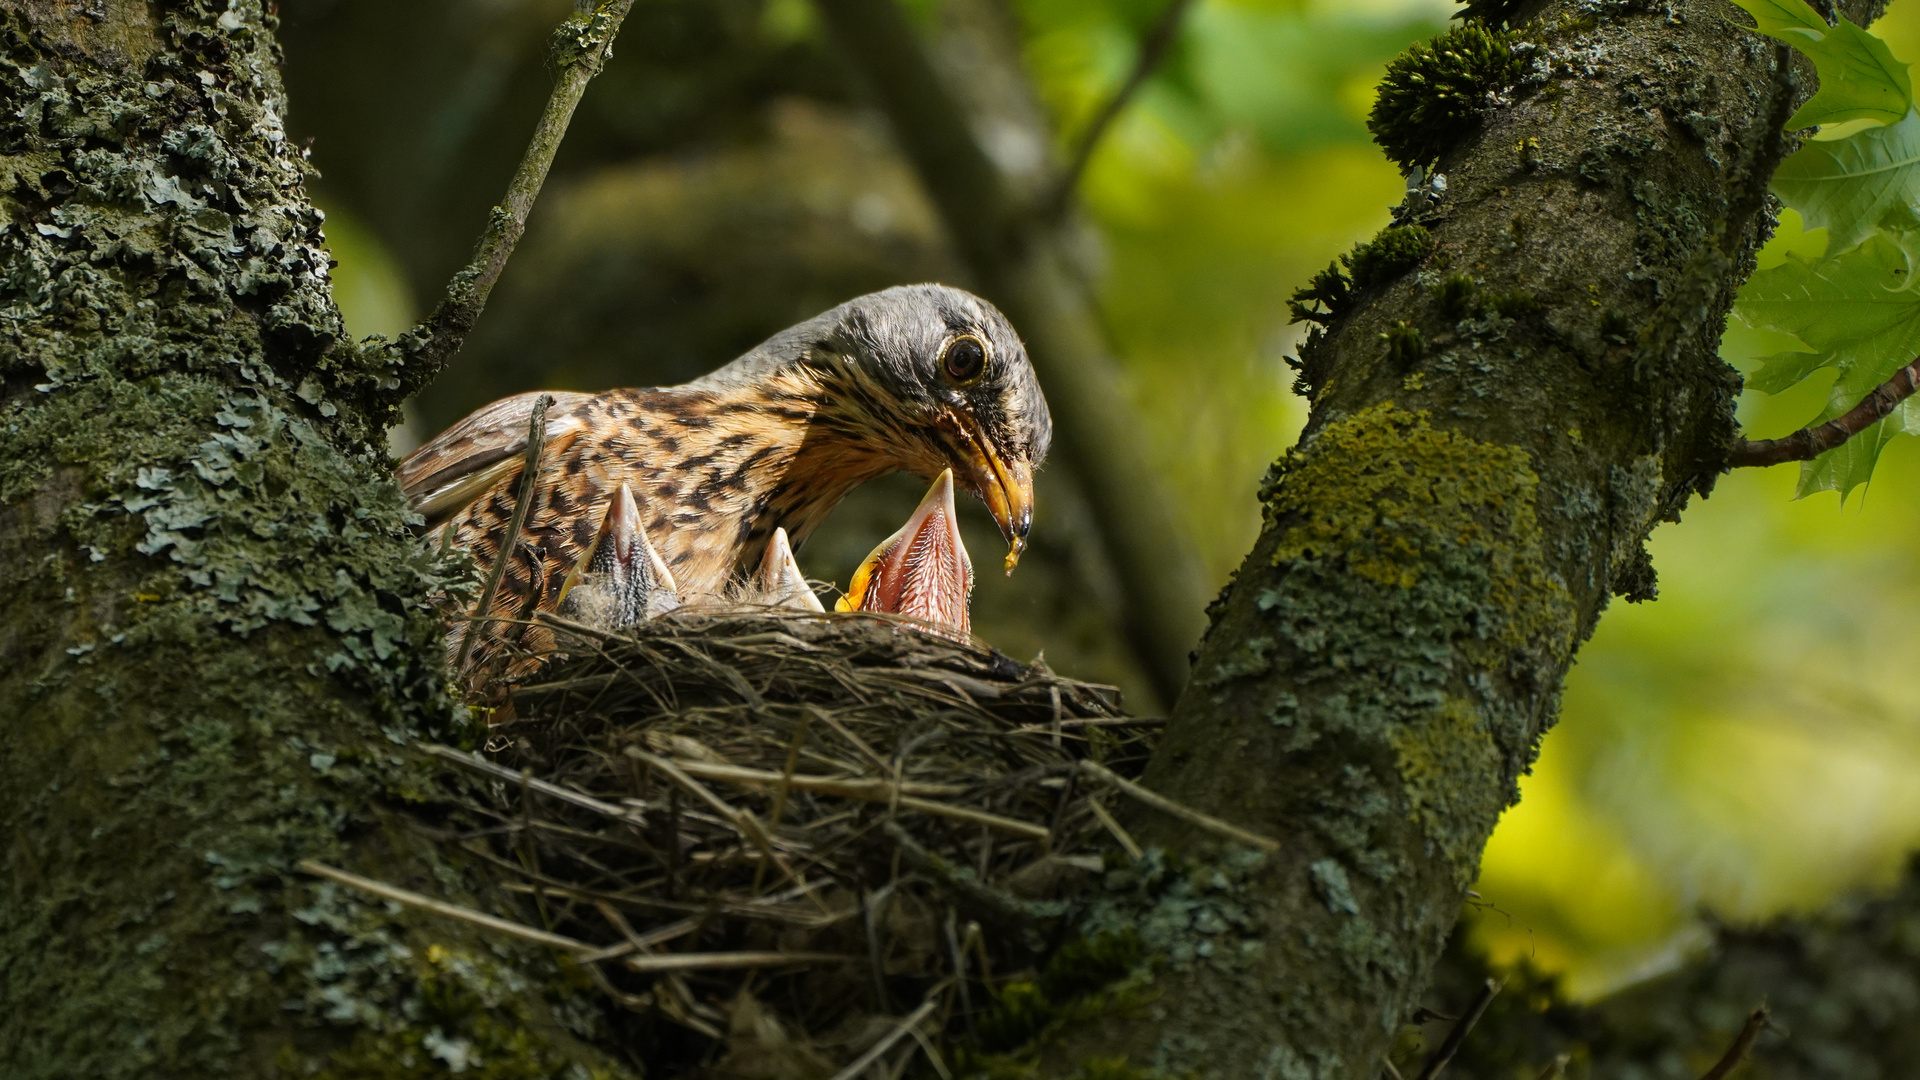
[397,390,596,529]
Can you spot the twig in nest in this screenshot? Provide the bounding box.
[452,394,552,677]
[882,821,1053,931]
[753,711,813,894]
[395,0,636,391]
[826,995,943,1080]
[297,859,590,952]
[1087,797,1143,860]
[623,748,808,894]
[425,742,642,824]
[623,951,856,974]
[576,914,697,964]
[1079,760,1280,852]
[668,757,1050,840]
[1727,357,1920,468]
[1413,977,1503,1080]
[1699,1005,1770,1080]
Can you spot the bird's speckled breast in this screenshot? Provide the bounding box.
[436,365,918,673]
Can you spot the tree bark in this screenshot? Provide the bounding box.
[1038,1,1886,1076]
[0,3,626,1075]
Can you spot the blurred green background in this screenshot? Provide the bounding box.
[278,0,1920,1000]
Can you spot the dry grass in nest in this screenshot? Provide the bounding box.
[420,607,1165,1078]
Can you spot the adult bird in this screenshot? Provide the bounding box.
[397,284,1051,680]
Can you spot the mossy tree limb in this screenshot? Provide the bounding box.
[1041,1,1887,1076]
[0,3,630,1075]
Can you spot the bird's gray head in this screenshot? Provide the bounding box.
[721,284,1052,571]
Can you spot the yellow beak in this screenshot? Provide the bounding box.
[940,407,1033,574]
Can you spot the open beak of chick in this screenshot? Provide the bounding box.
[752,527,825,612]
[836,469,974,640]
[557,483,682,627]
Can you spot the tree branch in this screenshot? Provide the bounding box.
[1726,356,1920,468]
[1034,2,1887,1076]
[1698,1006,1770,1080]
[1043,0,1194,219]
[1413,978,1502,1080]
[453,394,552,677]
[390,0,635,402]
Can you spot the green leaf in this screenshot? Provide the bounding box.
[1736,232,1920,494]
[1736,232,1920,392]
[1730,0,1827,35]
[1731,0,1912,127]
[1747,348,1826,394]
[1773,110,1920,256]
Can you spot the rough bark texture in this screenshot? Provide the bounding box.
[1041,1,1884,1076]
[0,4,626,1076]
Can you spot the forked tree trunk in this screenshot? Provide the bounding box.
[0,0,1885,1078]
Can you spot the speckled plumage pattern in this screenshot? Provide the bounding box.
[397,284,1051,685]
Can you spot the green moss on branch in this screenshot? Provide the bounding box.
[1368,24,1532,170]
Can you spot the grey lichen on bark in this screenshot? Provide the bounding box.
[0,2,627,1075]
[1039,0,1887,1076]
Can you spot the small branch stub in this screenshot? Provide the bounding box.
[1698,1005,1770,1080]
[1413,978,1503,1080]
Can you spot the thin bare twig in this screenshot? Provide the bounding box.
[826,995,942,1080]
[423,742,643,824]
[452,394,552,676]
[623,748,812,895]
[1044,0,1194,218]
[297,859,590,952]
[393,0,636,395]
[1728,357,1920,467]
[1087,796,1143,860]
[753,712,813,895]
[1079,760,1280,852]
[882,821,1048,929]
[664,757,1050,841]
[1699,1005,1770,1080]
[1413,977,1504,1080]
[623,951,855,974]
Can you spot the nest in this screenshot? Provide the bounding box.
[433,608,1162,1078]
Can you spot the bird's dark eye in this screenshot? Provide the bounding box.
[942,336,986,385]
